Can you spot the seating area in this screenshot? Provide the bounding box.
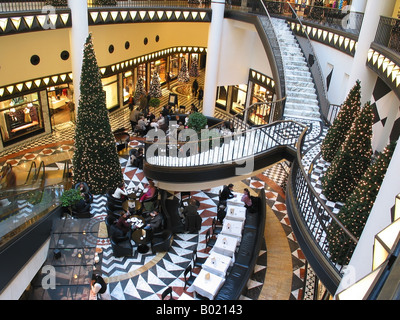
[180,189,266,300]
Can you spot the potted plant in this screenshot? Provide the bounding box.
[149,97,161,110]
[187,112,207,132]
[60,188,83,216]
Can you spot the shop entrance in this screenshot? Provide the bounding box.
[47,84,75,129]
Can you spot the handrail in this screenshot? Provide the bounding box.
[143,119,306,168]
[24,161,37,185]
[35,160,45,181]
[286,2,330,125]
[287,123,358,284]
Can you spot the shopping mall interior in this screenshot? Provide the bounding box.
[0,0,400,303]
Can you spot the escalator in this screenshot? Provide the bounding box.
[0,160,72,249]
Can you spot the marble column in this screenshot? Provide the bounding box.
[202,0,225,117]
[68,0,89,112]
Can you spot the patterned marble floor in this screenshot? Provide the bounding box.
[0,80,341,300]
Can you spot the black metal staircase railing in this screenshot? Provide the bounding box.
[286,125,358,295]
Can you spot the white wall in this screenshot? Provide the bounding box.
[217,19,273,86]
[311,40,357,106]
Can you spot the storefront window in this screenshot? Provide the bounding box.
[102,75,119,110]
[249,83,274,125]
[231,84,248,114]
[47,84,73,127]
[123,71,134,104]
[0,92,44,144]
[169,54,180,79]
[151,58,167,83]
[216,86,228,109]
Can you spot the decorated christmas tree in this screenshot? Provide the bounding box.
[149,71,162,98]
[321,80,362,162]
[321,101,373,202]
[177,57,190,83]
[326,141,397,265]
[134,76,146,104]
[72,33,123,194]
[189,56,199,78]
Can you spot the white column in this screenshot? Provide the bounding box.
[68,0,89,111]
[202,0,225,117]
[346,0,397,103]
[349,0,367,12]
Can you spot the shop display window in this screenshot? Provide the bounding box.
[0,92,44,144]
[47,84,71,111]
[231,84,248,114]
[169,54,180,79]
[249,83,274,125]
[216,86,228,109]
[123,71,134,104]
[102,75,119,110]
[151,58,167,83]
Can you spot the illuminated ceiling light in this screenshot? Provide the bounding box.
[328,32,333,43]
[271,81,275,87]
[317,29,322,39]
[37,15,47,28]
[60,74,67,81]
[191,12,198,20]
[174,11,181,19]
[116,64,120,70]
[200,12,206,20]
[111,65,115,72]
[382,58,390,72]
[377,55,384,69]
[133,58,137,64]
[0,18,7,31]
[166,11,173,19]
[60,13,69,25]
[100,12,109,21]
[367,49,374,61]
[110,11,118,21]
[386,62,395,77]
[350,40,356,52]
[372,51,379,65]
[49,14,58,26]
[183,11,190,19]
[11,17,21,30]
[322,30,328,41]
[338,36,344,47]
[120,11,128,21]
[396,74,400,87]
[373,219,400,270]
[68,73,73,80]
[52,76,59,83]
[182,47,187,51]
[7,85,14,94]
[391,67,400,81]
[333,34,339,45]
[157,11,164,19]
[312,27,317,37]
[344,38,349,49]
[100,68,106,74]
[16,83,23,91]
[139,11,147,20]
[252,70,256,78]
[148,11,155,20]
[200,48,204,52]
[43,77,50,85]
[25,81,32,89]
[24,16,34,28]
[90,12,99,22]
[0,88,4,96]
[34,79,41,87]
[130,11,137,20]
[296,23,301,32]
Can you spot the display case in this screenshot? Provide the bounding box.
[0,92,44,144]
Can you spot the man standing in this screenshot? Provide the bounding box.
[129,107,141,133]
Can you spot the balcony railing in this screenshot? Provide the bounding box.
[264,0,364,36]
[286,125,358,293]
[374,16,400,58]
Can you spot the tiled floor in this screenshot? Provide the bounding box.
[1,79,339,300]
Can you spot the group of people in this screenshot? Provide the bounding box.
[110,179,160,234]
